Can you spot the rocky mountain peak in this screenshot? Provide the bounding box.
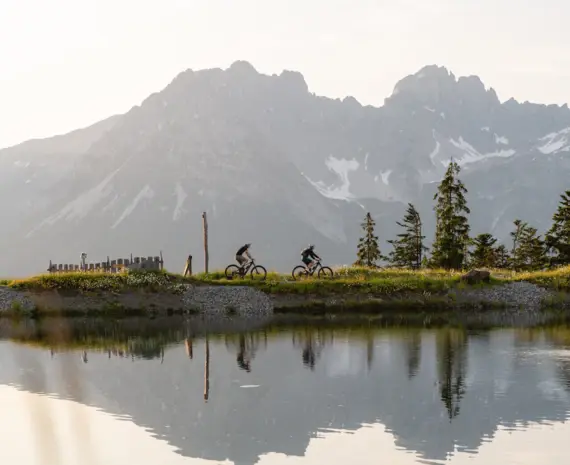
[385,65,500,113]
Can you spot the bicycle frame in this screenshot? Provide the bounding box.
[239,260,255,275]
[304,260,322,276]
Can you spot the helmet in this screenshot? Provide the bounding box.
[308,244,315,249]
[246,243,252,247]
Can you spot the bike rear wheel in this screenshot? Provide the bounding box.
[318,266,334,278]
[250,265,267,281]
[292,266,309,280]
[225,264,241,280]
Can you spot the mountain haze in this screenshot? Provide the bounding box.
[2,61,570,275]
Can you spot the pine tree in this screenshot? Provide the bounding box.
[512,224,547,271]
[510,219,529,270]
[493,245,510,269]
[387,203,427,268]
[355,212,383,267]
[545,190,570,267]
[431,161,470,270]
[470,233,497,268]
[518,226,547,271]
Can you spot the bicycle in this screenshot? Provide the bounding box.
[291,259,334,280]
[225,259,267,281]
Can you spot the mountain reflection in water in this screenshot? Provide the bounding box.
[0,317,569,465]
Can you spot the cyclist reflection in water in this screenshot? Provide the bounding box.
[237,334,252,372]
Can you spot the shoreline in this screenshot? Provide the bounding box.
[2,268,570,321]
[1,280,569,319]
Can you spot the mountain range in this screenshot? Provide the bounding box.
[2,61,570,276]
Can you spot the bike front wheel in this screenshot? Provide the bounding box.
[292,266,308,280]
[250,265,267,281]
[225,264,241,280]
[318,266,334,279]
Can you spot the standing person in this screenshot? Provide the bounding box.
[80,252,87,271]
[235,243,253,269]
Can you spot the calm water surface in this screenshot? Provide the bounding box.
[1,318,570,464]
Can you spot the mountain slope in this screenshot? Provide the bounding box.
[1,62,570,275]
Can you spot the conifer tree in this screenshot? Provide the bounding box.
[493,245,510,269]
[545,190,570,266]
[470,233,497,268]
[510,219,528,270]
[431,161,470,270]
[511,222,547,271]
[517,226,547,271]
[387,203,427,268]
[355,212,383,267]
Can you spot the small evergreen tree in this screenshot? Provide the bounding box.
[355,212,383,267]
[514,224,547,271]
[387,203,427,268]
[470,233,497,268]
[431,161,470,270]
[510,219,529,270]
[545,190,570,267]
[493,245,510,269]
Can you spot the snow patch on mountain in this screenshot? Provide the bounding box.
[26,167,121,237]
[112,184,155,229]
[429,136,441,163]
[495,134,509,145]
[448,137,515,166]
[306,156,359,200]
[379,170,392,186]
[173,183,187,221]
[538,127,570,154]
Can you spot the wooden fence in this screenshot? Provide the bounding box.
[48,254,164,274]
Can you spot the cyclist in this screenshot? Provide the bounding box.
[301,244,321,272]
[236,243,253,269]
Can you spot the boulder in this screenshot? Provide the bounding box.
[460,269,491,285]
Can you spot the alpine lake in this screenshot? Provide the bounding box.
[1,314,569,465]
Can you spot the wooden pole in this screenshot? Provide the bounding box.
[204,336,210,402]
[183,255,193,277]
[160,250,164,271]
[202,212,209,274]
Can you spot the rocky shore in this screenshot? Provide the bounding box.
[0,284,274,317]
[0,280,566,318]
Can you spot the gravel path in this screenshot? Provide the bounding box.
[182,285,273,317]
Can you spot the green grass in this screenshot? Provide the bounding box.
[6,265,570,298]
[8,269,192,294]
[513,265,570,291]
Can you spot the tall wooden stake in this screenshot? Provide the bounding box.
[204,336,210,402]
[202,212,209,274]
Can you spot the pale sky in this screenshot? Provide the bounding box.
[1,0,569,149]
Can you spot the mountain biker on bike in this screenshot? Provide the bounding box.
[301,244,321,272]
[236,243,253,269]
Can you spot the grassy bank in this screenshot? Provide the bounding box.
[2,266,570,317]
[3,266,565,295]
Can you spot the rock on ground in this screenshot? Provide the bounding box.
[182,285,274,317]
[0,287,35,313]
[453,282,555,309]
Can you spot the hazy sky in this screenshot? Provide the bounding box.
[1,0,568,149]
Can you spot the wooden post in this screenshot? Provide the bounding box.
[160,250,164,271]
[202,212,209,274]
[183,255,193,277]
